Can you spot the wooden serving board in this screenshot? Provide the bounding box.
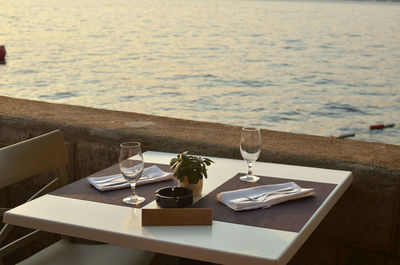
[141,208,212,226]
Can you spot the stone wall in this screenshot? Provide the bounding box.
[1,95,399,265]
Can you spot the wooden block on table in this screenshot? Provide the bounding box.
[142,208,212,226]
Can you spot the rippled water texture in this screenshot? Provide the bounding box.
[1,0,399,144]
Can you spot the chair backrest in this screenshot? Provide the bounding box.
[0,130,68,189]
[0,130,69,262]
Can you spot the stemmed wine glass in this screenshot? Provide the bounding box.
[119,142,145,205]
[240,127,261,182]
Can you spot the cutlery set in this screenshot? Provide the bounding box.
[92,167,154,187]
[231,187,301,203]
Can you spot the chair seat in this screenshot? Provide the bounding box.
[17,239,155,265]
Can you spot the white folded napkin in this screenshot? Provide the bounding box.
[88,165,173,192]
[217,182,315,211]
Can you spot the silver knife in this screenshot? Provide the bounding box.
[231,188,300,203]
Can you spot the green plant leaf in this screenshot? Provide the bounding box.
[170,160,179,171]
[187,172,200,184]
[174,162,183,177]
[170,158,178,167]
[181,153,190,164]
[202,164,207,179]
[169,151,214,183]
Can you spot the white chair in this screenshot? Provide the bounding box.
[0,130,155,265]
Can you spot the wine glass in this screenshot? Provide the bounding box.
[119,142,145,205]
[240,127,261,182]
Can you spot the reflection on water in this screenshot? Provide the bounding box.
[1,0,399,145]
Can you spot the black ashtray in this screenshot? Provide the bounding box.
[155,187,193,208]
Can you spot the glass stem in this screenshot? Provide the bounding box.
[130,182,137,199]
[247,161,253,176]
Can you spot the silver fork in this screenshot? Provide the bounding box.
[246,188,300,202]
[92,175,124,184]
[92,167,152,184]
[233,187,300,203]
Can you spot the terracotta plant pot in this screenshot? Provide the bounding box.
[178,176,203,196]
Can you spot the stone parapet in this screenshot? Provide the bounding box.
[1,95,399,265]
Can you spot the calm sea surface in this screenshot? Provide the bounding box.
[1,0,399,145]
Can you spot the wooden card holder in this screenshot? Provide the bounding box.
[142,208,212,226]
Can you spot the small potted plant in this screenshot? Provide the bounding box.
[169,151,214,196]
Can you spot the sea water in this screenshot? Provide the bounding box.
[1,0,399,144]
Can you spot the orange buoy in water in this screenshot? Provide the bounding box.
[369,123,395,130]
[0,45,6,60]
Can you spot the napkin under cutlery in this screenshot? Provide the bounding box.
[88,165,173,192]
[217,182,315,211]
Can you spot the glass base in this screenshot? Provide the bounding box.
[123,195,145,205]
[240,175,260,183]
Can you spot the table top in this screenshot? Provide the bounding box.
[4,151,353,265]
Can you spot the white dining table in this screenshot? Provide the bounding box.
[3,151,353,265]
